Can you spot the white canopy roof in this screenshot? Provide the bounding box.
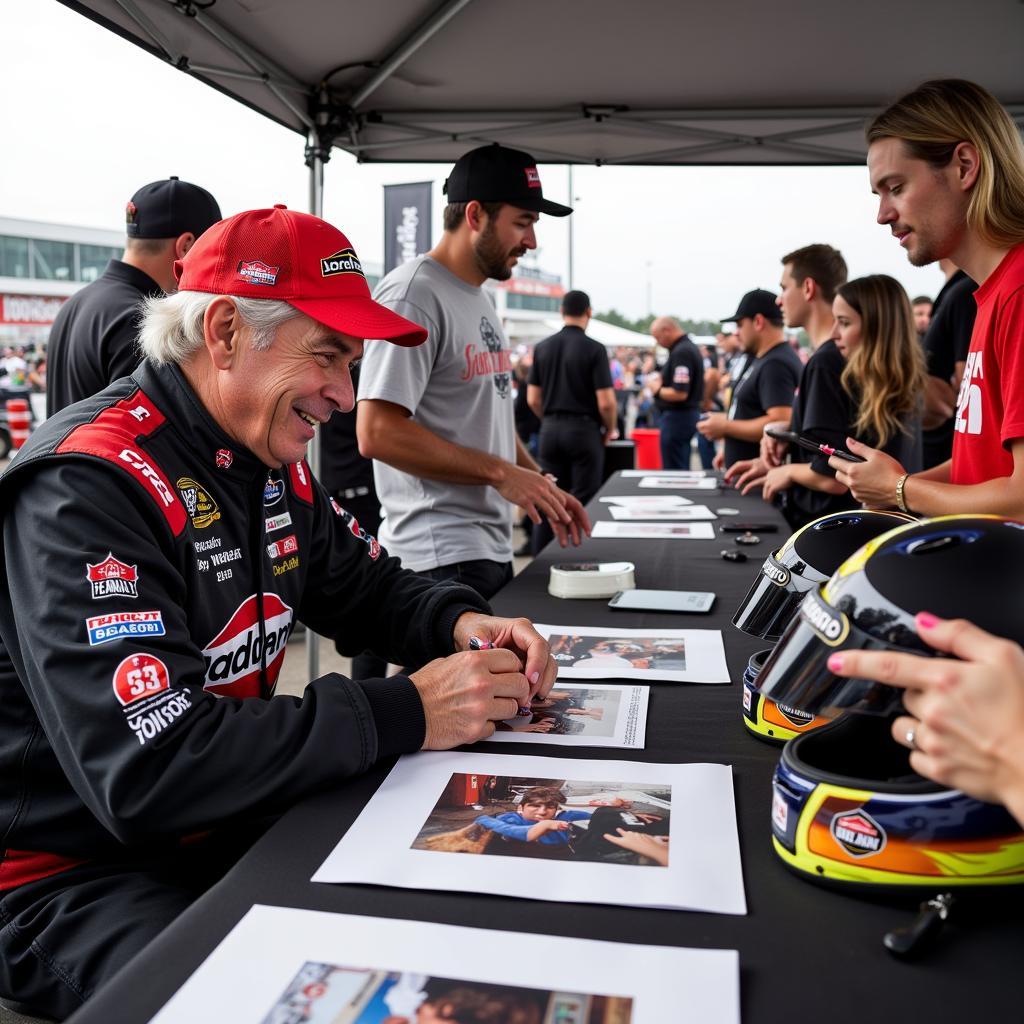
[59,0,1024,167]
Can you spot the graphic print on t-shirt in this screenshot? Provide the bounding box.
[955,350,984,436]
[461,316,511,398]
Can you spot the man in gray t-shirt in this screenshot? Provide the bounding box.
[358,144,590,599]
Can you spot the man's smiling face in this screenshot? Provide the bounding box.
[221,309,363,467]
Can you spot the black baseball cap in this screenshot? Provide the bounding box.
[721,289,783,324]
[125,177,222,239]
[443,144,572,217]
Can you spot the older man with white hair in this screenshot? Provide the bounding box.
[0,206,557,1020]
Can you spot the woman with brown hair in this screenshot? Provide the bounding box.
[761,274,926,514]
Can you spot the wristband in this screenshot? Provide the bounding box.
[895,473,911,513]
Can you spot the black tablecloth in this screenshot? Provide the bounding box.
[68,474,1022,1023]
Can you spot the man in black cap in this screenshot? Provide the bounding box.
[697,288,801,468]
[358,145,590,600]
[649,316,705,469]
[526,289,616,552]
[45,176,221,415]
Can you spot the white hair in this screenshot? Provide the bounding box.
[138,291,302,365]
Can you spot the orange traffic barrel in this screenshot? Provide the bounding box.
[6,398,30,449]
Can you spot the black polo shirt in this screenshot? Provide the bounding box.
[655,333,704,413]
[724,340,802,466]
[528,325,613,427]
[46,260,162,416]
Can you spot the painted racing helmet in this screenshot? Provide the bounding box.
[732,509,915,641]
[771,713,1024,889]
[742,648,832,745]
[756,515,1024,719]
[734,509,913,742]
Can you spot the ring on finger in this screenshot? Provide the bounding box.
[905,725,919,750]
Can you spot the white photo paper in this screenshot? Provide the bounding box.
[609,505,717,521]
[620,469,708,479]
[592,521,716,540]
[535,624,729,684]
[313,751,746,915]
[483,682,648,748]
[149,905,740,1024]
[637,476,719,490]
[600,494,694,507]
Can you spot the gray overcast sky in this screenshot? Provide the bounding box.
[4,1,946,320]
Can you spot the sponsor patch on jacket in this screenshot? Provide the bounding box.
[264,476,285,506]
[87,554,139,600]
[339,508,381,561]
[236,259,279,286]
[287,461,314,505]
[87,610,165,646]
[266,534,299,560]
[202,593,293,698]
[673,365,690,384]
[330,497,344,516]
[176,477,221,529]
[831,808,886,857]
[265,512,292,533]
[215,448,234,470]
[112,653,192,746]
[320,248,363,278]
[112,652,170,705]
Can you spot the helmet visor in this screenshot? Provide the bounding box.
[732,552,808,640]
[754,587,932,718]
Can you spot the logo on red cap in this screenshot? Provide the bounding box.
[320,248,364,279]
[237,260,279,287]
[524,167,542,189]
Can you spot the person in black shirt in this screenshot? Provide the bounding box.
[527,290,615,552]
[649,316,705,469]
[46,177,221,416]
[921,260,976,468]
[727,244,854,527]
[698,289,801,468]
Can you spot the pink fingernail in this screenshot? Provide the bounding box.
[917,612,939,629]
[827,653,844,672]
[530,671,540,684]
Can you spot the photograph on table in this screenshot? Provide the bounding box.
[592,521,716,540]
[312,751,747,914]
[483,682,649,749]
[620,469,708,479]
[148,906,740,1024]
[636,475,719,490]
[535,624,730,683]
[608,504,716,521]
[599,494,694,507]
[261,959,633,1024]
[412,773,671,867]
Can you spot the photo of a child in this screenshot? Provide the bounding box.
[413,776,670,867]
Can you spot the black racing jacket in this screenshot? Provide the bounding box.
[0,360,488,889]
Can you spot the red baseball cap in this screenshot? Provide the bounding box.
[174,205,427,346]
